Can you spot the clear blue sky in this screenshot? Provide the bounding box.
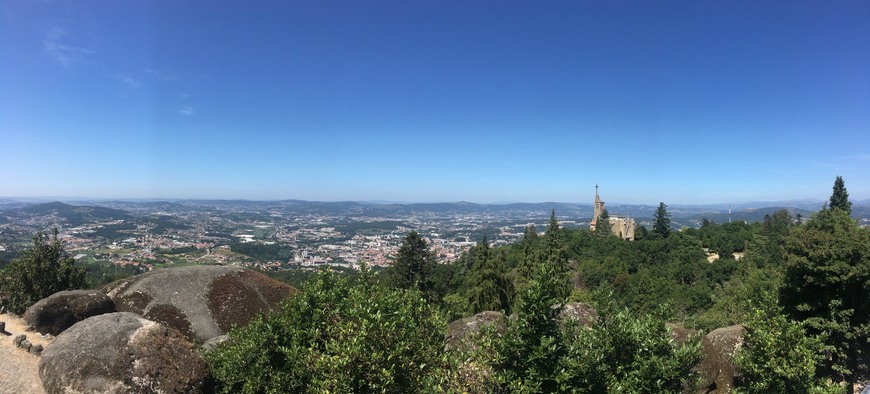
[2,1,868,204]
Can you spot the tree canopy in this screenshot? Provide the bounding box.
[780,207,870,390]
[594,208,612,237]
[0,228,85,314]
[829,175,852,214]
[388,230,437,300]
[653,202,672,238]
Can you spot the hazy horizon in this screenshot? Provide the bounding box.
[3,2,868,204]
[0,194,861,208]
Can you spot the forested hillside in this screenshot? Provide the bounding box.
[205,177,869,393]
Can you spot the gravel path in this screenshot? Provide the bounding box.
[0,313,50,394]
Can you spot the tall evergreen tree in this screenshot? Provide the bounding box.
[468,237,512,314]
[389,231,437,301]
[829,175,852,215]
[653,202,672,238]
[544,210,571,299]
[519,225,540,279]
[595,208,612,237]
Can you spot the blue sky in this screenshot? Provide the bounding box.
[2,1,868,204]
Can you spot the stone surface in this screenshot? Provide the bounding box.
[445,311,506,351]
[13,334,26,347]
[201,334,229,353]
[38,312,208,394]
[666,322,699,348]
[24,289,116,335]
[557,302,599,327]
[104,265,297,343]
[29,344,43,355]
[695,324,744,394]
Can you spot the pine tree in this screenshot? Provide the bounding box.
[653,202,672,238]
[595,208,612,237]
[544,210,571,299]
[519,225,540,280]
[389,231,436,301]
[468,237,512,314]
[829,175,852,215]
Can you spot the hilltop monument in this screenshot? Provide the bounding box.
[590,185,636,241]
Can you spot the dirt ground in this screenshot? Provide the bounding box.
[0,313,50,394]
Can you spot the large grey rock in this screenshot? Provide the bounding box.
[445,311,506,352]
[695,324,744,394]
[25,289,116,335]
[104,265,297,343]
[39,312,208,394]
[557,302,599,327]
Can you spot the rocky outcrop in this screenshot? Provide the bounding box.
[104,265,297,343]
[24,289,116,335]
[38,312,208,394]
[666,322,699,348]
[445,311,506,352]
[696,324,744,394]
[557,302,599,327]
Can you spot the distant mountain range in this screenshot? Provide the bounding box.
[1,198,868,228]
[4,201,130,227]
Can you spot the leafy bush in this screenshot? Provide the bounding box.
[562,296,701,393]
[488,264,700,393]
[205,266,447,393]
[735,292,840,394]
[0,229,85,314]
[492,264,565,393]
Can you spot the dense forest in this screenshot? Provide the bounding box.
[2,177,867,393]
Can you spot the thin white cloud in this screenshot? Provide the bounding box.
[44,27,94,68]
[177,106,194,116]
[115,74,141,88]
[145,69,176,81]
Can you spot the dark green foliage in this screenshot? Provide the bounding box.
[82,260,146,288]
[206,267,446,393]
[829,175,852,214]
[265,266,357,289]
[387,231,437,301]
[735,291,838,394]
[698,220,755,257]
[0,229,86,314]
[562,294,702,393]
[490,264,701,393]
[493,263,565,392]
[696,264,781,331]
[467,237,513,314]
[780,208,870,388]
[229,242,293,262]
[544,211,572,299]
[653,202,672,238]
[594,208,611,237]
[518,225,541,279]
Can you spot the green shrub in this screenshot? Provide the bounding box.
[561,297,701,393]
[486,263,701,394]
[735,292,840,394]
[0,229,85,314]
[206,266,447,393]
